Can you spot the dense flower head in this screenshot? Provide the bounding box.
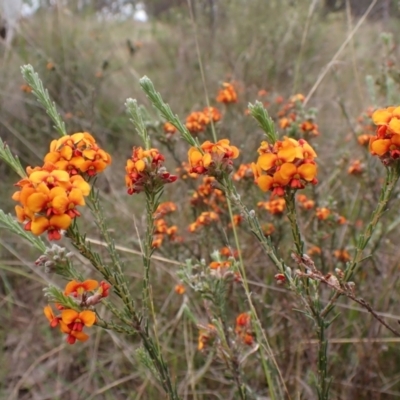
[369,106,400,163]
[257,197,286,215]
[12,163,91,240]
[188,139,239,176]
[252,137,317,196]
[185,107,222,134]
[197,324,216,351]
[216,82,238,104]
[297,194,315,210]
[333,249,351,262]
[45,132,112,177]
[219,246,239,258]
[276,94,319,139]
[316,208,346,225]
[188,211,219,233]
[235,313,254,346]
[233,163,253,181]
[125,147,177,195]
[155,201,177,217]
[174,284,186,295]
[152,217,181,248]
[190,177,226,213]
[163,122,177,138]
[348,159,363,175]
[44,278,110,344]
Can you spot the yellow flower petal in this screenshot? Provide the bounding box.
[298,163,317,181]
[372,109,392,125]
[389,117,400,134]
[49,214,72,230]
[257,153,277,171]
[31,216,50,235]
[79,310,96,327]
[61,309,79,324]
[257,175,273,192]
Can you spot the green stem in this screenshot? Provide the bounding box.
[345,165,400,281]
[284,191,304,256]
[316,318,329,400]
[223,178,287,400]
[142,189,159,328]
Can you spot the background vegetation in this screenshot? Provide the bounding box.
[1,0,400,399]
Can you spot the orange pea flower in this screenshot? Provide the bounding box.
[64,279,99,297]
[60,309,96,344]
[216,82,238,104]
[31,214,71,240]
[188,139,239,175]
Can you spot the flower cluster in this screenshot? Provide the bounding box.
[348,159,363,175]
[12,132,110,240]
[276,94,320,139]
[185,107,221,134]
[216,82,238,104]
[125,147,177,194]
[316,207,346,224]
[152,202,182,248]
[235,313,254,345]
[188,139,239,175]
[13,165,91,240]
[44,279,110,344]
[257,197,286,215]
[197,324,216,351]
[369,106,400,163]
[188,211,219,233]
[163,122,177,139]
[297,194,315,210]
[45,132,112,177]
[252,137,318,196]
[191,177,226,213]
[233,163,253,182]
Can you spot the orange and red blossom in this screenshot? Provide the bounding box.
[60,309,96,344]
[12,157,91,241]
[45,132,111,177]
[369,106,400,163]
[216,82,238,104]
[235,313,254,346]
[185,107,222,134]
[125,147,177,195]
[252,137,317,196]
[64,279,99,297]
[44,306,96,345]
[174,284,186,295]
[198,324,216,350]
[188,139,239,175]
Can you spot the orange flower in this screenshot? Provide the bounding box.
[174,284,185,295]
[31,214,71,240]
[216,82,238,104]
[125,147,177,194]
[44,305,60,328]
[188,139,239,175]
[60,309,96,344]
[163,122,177,135]
[258,197,286,215]
[308,246,321,256]
[64,279,99,297]
[333,249,351,262]
[46,132,112,177]
[316,207,330,221]
[233,163,253,181]
[198,324,216,350]
[348,160,363,175]
[235,313,254,346]
[203,106,222,122]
